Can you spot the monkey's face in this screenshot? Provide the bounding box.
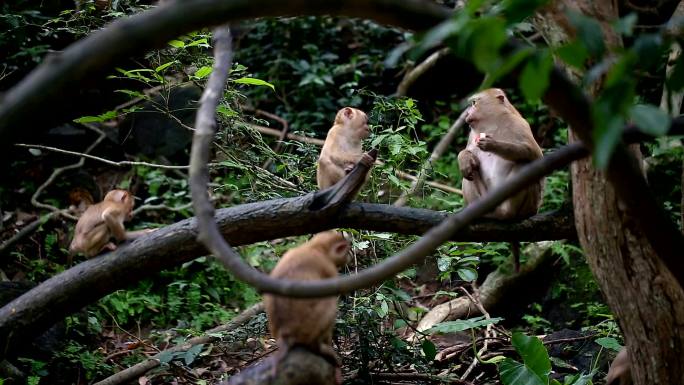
[355,112,370,139]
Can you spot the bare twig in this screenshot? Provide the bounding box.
[0,212,61,255]
[250,122,462,195]
[15,143,192,170]
[396,47,451,97]
[459,287,494,381]
[394,110,467,206]
[27,124,106,219]
[94,302,264,385]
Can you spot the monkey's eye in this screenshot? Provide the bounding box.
[470,100,477,106]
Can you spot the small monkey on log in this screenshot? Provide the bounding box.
[457,88,543,270]
[317,107,373,189]
[69,189,154,257]
[606,348,632,385]
[263,231,350,380]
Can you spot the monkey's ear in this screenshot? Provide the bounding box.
[112,190,129,203]
[343,107,354,120]
[496,94,505,103]
[331,239,350,263]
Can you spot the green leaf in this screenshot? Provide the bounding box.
[632,34,664,69]
[458,18,507,72]
[184,344,204,365]
[428,316,503,334]
[168,39,185,48]
[498,357,546,385]
[457,267,478,281]
[157,350,177,364]
[217,105,238,118]
[73,110,117,123]
[629,104,670,136]
[595,336,622,351]
[501,0,550,24]
[567,11,605,58]
[186,38,208,47]
[511,332,551,378]
[232,77,275,91]
[422,339,437,361]
[556,41,589,69]
[194,66,212,79]
[613,13,637,37]
[520,49,553,102]
[155,60,178,73]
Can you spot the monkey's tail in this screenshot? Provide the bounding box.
[510,241,520,272]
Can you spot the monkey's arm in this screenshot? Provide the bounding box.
[102,208,127,241]
[477,137,541,162]
[457,149,480,180]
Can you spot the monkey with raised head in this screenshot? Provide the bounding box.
[457,88,543,269]
[263,231,350,378]
[69,189,154,257]
[317,107,372,189]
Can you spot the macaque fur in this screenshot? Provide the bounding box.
[263,231,350,369]
[457,89,543,269]
[606,348,632,385]
[69,189,152,257]
[317,107,371,189]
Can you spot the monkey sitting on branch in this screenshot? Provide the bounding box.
[69,189,154,257]
[457,88,544,270]
[263,231,350,383]
[317,107,373,189]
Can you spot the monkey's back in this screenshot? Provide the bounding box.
[264,252,339,350]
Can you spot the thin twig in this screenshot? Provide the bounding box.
[93,302,264,385]
[16,143,192,170]
[394,110,467,206]
[459,287,494,381]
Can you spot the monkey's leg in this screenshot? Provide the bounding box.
[457,150,479,181]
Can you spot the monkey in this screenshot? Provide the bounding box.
[606,348,632,385]
[263,231,350,379]
[68,187,95,215]
[457,88,543,270]
[317,107,372,189]
[69,189,154,257]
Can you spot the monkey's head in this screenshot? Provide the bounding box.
[335,107,370,140]
[465,88,516,128]
[310,231,350,267]
[103,189,135,219]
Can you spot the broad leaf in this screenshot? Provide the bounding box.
[422,339,437,361]
[520,49,553,102]
[498,357,546,385]
[428,316,503,334]
[233,77,275,91]
[194,66,212,79]
[511,332,551,378]
[595,336,622,351]
[629,104,670,136]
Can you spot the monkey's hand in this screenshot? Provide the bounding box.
[358,153,375,167]
[457,150,479,181]
[343,163,355,174]
[476,135,498,152]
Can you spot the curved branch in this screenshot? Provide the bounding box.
[0,0,451,144]
[0,201,575,359]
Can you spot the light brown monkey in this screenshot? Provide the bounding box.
[457,88,543,269]
[263,231,350,372]
[69,189,153,257]
[317,107,372,189]
[606,348,632,385]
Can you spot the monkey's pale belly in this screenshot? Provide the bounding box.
[477,152,515,189]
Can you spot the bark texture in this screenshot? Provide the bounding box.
[536,1,684,383]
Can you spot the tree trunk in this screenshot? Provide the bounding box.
[536,1,684,383]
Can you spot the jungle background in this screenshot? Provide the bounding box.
[0,0,683,384]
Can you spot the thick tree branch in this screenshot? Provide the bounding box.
[0,201,575,359]
[0,0,451,145]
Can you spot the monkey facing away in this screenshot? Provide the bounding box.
[69,189,153,257]
[263,231,350,374]
[317,107,372,189]
[457,88,543,269]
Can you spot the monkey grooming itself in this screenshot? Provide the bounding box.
[317,107,372,189]
[606,348,632,385]
[457,88,543,270]
[69,189,154,257]
[263,231,350,379]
